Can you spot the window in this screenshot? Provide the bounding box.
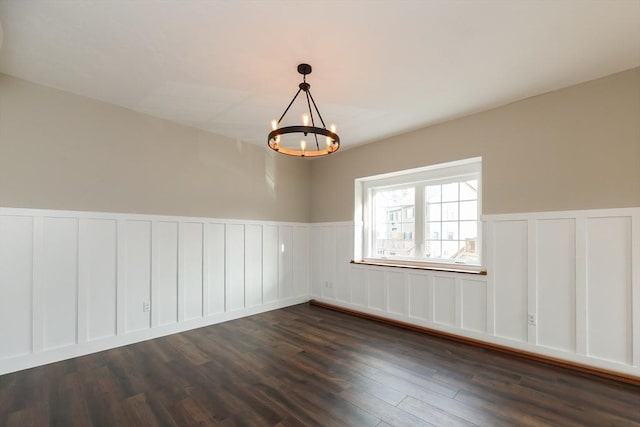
[424,178,478,262]
[373,187,415,258]
[355,158,482,268]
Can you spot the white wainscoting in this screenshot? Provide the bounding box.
[0,208,309,375]
[310,207,640,378]
[2,206,638,378]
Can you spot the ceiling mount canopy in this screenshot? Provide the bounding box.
[268,63,340,157]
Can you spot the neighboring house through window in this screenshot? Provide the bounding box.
[355,157,482,269]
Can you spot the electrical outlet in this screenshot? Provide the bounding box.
[527,313,536,326]
[143,301,151,312]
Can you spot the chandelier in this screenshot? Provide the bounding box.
[268,64,340,157]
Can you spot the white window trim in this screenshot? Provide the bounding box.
[354,157,483,270]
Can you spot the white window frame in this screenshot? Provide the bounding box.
[354,157,482,270]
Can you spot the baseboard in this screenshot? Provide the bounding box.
[309,299,640,387]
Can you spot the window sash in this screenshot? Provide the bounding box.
[371,185,418,259]
[363,170,481,266]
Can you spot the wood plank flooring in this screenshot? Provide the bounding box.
[1,303,638,426]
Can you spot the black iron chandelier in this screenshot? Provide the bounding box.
[268,63,340,157]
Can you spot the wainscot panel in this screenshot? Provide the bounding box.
[310,207,640,378]
[0,207,309,375]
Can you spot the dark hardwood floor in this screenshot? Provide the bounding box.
[1,303,638,426]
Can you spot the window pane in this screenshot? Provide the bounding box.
[442,221,458,240]
[372,187,415,258]
[460,221,477,240]
[426,185,441,203]
[442,202,458,221]
[442,241,463,259]
[426,203,441,221]
[459,201,477,220]
[460,179,478,200]
[426,222,441,240]
[425,240,441,258]
[401,221,415,241]
[455,237,478,263]
[442,182,458,202]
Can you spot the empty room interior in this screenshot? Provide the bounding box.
[0,1,639,426]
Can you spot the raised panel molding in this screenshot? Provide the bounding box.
[493,220,528,343]
[387,271,406,316]
[182,222,205,321]
[293,226,309,298]
[434,276,456,326]
[408,273,429,321]
[537,218,576,352]
[335,225,351,303]
[350,267,367,307]
[321,226,336,300]
[0,216,33,359]
[368,269,386,311]
[0,208,310,375]
[124,220,152,333]
[154,221,179,326]
[245,224,263,308]
[226,224,246,312]
[462,279,487,333]
[586,217,632,364]
[85,219,118,340]
[262,225,279,304]
[309,227,323,298]
[206,223,226,314]
[279,226,294,300]
[43,217,79,350]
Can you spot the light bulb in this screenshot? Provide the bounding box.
[330,124,337,133]
[271,120,278,130]
[302,114,309,126]
[326,137,332,147]
[300,140,306,151]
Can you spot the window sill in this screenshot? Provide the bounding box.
[351,260,487,275]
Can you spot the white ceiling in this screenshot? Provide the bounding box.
[0,1,639,150]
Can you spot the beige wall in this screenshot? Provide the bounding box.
[0,74,311,222]
[2,68,639,223]
[310,68,640,222]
